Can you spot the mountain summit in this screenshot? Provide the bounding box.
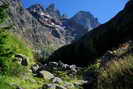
[71,11,100,30]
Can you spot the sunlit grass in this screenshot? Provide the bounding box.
[98,54,133,89]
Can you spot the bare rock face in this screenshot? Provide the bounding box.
[6,0,66,51]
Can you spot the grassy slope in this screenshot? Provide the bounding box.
[0,30,83,89]
[98,52,133,89]
[0,30,45,89]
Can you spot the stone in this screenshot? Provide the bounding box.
[15,54,28,66]
[61,64,69,69]
[58,61,70,70]
[56,85,67,89]
[48,62,59,70]
[21,58,28,66]
[49,62,58,67]
[16,86,24,89]
[39,70,54,80]
[31,64,40,73]
[42,84,67,89]
[74,80,88,86]
[64,82,75,89]
[70,65,77,73]
[42,84,56,89]
[52,77,63,84]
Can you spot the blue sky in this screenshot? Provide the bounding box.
[22,0,128,23]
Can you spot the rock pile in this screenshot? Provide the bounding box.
[31,61,87,89]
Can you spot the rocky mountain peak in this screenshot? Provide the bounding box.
[29,4,44,9]
[71,11,100,30]
[46,3,61,21]
[75,11,93,17]
[47,3,56,11]
[28,4,45,13]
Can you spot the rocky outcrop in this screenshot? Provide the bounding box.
[48,0,133,66]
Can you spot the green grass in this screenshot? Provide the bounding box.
[0,29,42,89]
[0,5,47,89]
[0,29,34,75]
[0,73,46,89]
[6,32,34,64]
[0,29,83,89]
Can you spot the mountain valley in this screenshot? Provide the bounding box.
[0,0,133,89]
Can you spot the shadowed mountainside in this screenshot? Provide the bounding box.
[48,1,133,66]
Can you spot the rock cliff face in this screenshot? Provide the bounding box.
[48,1,133,66]
[8,0,66,51]
[1,0,100,58]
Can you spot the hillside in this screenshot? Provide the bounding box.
[48,0,133,66]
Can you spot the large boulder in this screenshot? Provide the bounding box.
[31,64,40,73]
[64,82,75,89]
[52,77,63,84]
[42,84,67,89]
[42,84,56,89]
[39,70,54,80]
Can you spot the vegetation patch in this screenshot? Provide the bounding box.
[98,54,133,89]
